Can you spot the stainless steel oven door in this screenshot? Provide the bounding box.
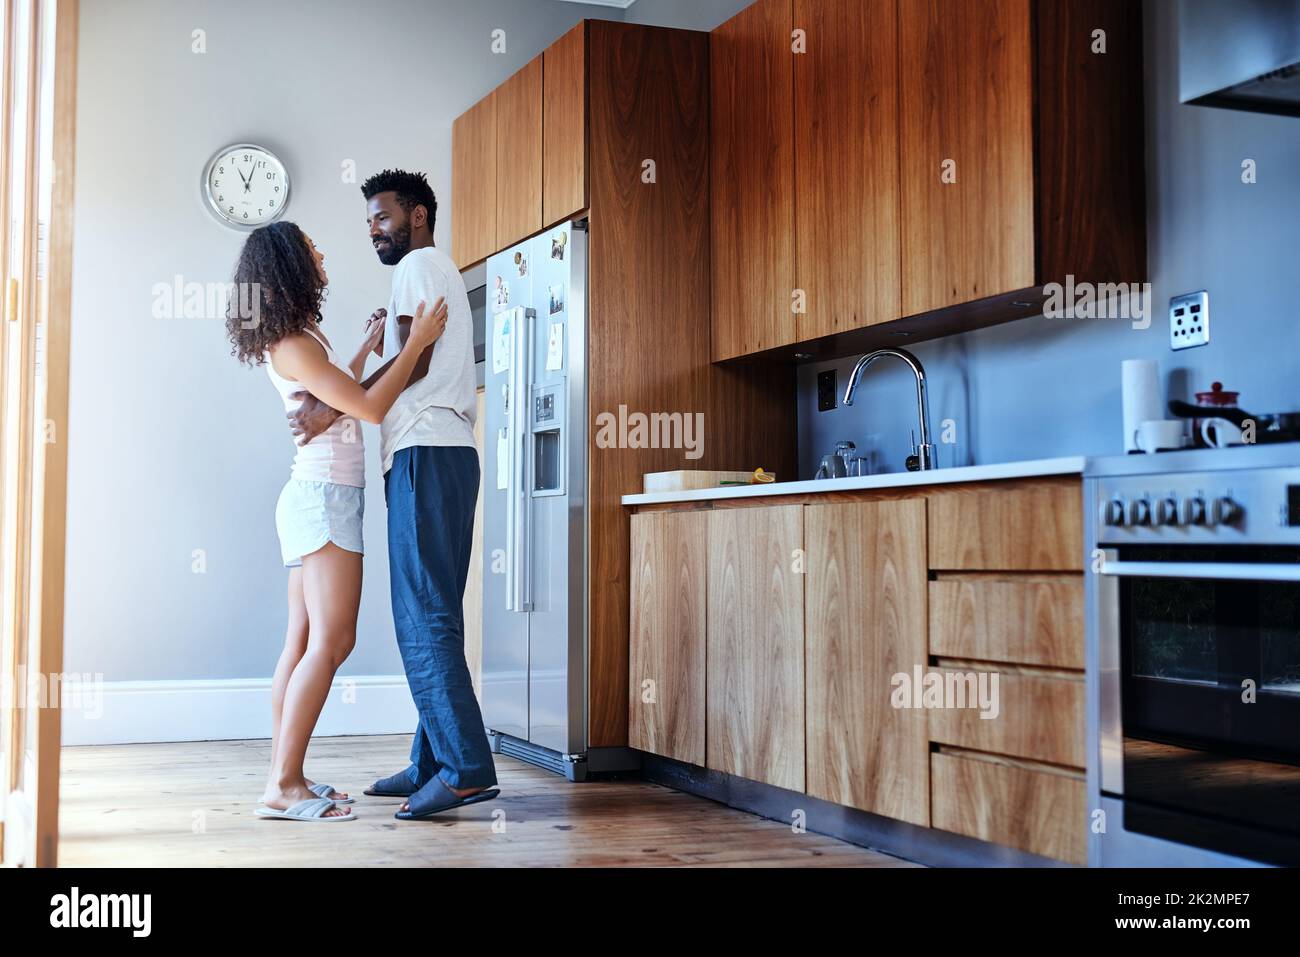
[1099,551,1300,792]
[1097,548,1300,864]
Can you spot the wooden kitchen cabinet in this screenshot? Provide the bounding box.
[627,474,1088,863]
[710,0,796,360]
[706,505,805,792]
[924,475,1087,862]
[543,21,586,228]
[451,90,497,269]
[898,0,1034,315]
[805,500,929,826]
[494,56,543,253]
[711,0,902,357]
[709,0,1146,361]
[628,511,708,766]
[793,0,901,342]
[448,19,588,266]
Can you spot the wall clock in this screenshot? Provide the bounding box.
[202,143,290,230]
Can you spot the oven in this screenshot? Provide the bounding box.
[1089,451,1300,866]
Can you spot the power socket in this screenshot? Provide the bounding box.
[817,369,837,412]
[1170,290,1209,350]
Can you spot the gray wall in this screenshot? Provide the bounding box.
[65,0,625,682]
[624,0,751,29]
[798,0,1300,477]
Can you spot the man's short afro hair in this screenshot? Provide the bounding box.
[361,169,438,226]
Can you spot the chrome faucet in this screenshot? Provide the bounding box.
[842,348,936,471]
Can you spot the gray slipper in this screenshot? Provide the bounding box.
[364,767,421,797]
[308,782,355,805]
[255,798,356,822]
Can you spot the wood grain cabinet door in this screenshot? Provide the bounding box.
[543,21,586,227]
[805,500,930,826]
[898,0,1034,315]
[629,511,708,766]
[794,0,901,341]
[710,0,796,360]
[451,91,497,269]
[707,505,805,791]
[495,56,544,251]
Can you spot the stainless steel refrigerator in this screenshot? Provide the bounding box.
[481,220,595,779]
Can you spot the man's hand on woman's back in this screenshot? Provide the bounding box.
[287,391,342,446]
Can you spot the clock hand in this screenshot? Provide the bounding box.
[236,163,251,192]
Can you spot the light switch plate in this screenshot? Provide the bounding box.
[1170,290,1209,350]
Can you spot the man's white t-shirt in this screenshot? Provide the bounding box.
[379,245,477,474]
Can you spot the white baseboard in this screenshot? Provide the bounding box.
[60,675,418,746]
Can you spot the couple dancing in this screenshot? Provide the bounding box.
[225,169,497,822]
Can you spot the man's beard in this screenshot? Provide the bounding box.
[374,224,411,265]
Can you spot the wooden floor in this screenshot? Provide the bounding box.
[58,735,918,867]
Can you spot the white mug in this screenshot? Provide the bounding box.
[1133,419,1186,453]
[1200,417,1244,449]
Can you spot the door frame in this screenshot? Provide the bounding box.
[0,0,78,868]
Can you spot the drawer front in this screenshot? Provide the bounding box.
[931,750,1085,865]
[929,577,1084,669]
[927,669,1084,767]
[927,480,1083,570]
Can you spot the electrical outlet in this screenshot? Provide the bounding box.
[817,369,838,412]
[1170,290,1209,350]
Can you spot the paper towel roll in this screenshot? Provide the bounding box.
[1122,359,1161,453]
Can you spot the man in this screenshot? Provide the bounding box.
[288,169,498,819]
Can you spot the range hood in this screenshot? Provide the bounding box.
[1181,0,1300,117]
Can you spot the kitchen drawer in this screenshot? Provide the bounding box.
[928,668,1084,768]
[931,749,1085,865]
[929,577,1084,669]
[927,479,1083,571]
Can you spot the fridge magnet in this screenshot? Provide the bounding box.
[514,250,529,277]
[546,321,564,371]
[549,283,565,316]
[551,230,567,261]
[492,311,510,374]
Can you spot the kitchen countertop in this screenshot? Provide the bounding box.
[622,455,1088,506]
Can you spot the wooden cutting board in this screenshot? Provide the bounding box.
[643,470,773,493]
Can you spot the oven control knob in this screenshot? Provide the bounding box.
[1180,496,1207,525]
[1212,496,1242,525]
[1100,498,1126,526]
[1127,498,1152,526]
[1155,497,1179,526]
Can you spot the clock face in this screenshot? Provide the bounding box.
[203,144,290,229]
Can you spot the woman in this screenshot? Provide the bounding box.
[225,221,445,822]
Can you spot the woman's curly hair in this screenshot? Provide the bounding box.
[225,221,327,366]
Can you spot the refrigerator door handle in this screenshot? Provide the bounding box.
[504,306,522,611]
[509,307,535,613]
